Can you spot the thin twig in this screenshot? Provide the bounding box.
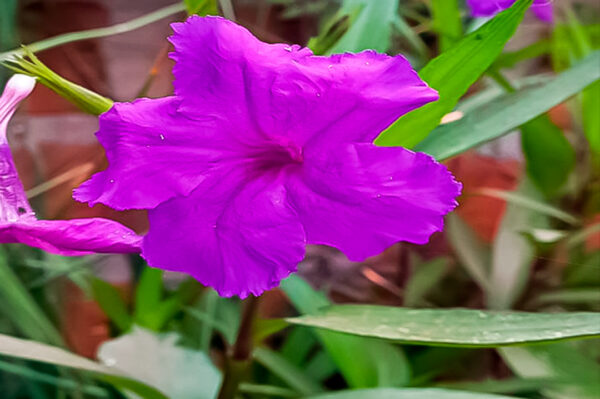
[0,3,185,61]
[26,162,94,199]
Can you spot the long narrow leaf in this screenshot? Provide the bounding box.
[376,0,532,147]
[415,51,600,160]
[286,305,600,347]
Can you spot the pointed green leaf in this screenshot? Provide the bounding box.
[281,276,411,388]
[500,342,600,399]
[0,332,168,399]
[307,387,520,399]
[286,305,600,347]
[415,51,600,160]
[521,115,575,197]
[91,277,131,333]
[376,0,532,147]
[329,0,399,54]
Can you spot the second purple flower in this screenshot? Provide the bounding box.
[74,16,461,298]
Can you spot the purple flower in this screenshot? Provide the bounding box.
[467,0,554,23]
[74,16,461,298]
[0,74,142,255]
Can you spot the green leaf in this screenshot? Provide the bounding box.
[0,332,168,399]
[500,342,600,399]
[329,0,399,54]
[521,115,575,197]
[134,267,164,329]
[238,383,297,398]
[286,305,600,347]
[415,50,600,160]
[404,257,449,307]
[281,276,411,388]
[254,318,289,343]
[98,327,221,399]
[0,3,186,61]
[280,326,317,365]
[184,0,218,16]
[583,80,600,154]
[493,39,551,70]
[474,187,578,225]
[391,16,428,62]
[376,0,532,147]
[307,9,358,55]
[488,179,548,310]
[91,277,131,333]
[306,387,519,399]
[0,358,108,397]
[430,0,463,52]
[186,293,240,345]
[2,47,113,115]
[304,350,338,382]
[535,289,600,306]
[254,347,323,395]
[437,377,559,395]
[446,214,491,292]
[153,279,200,330]
[0,248,63,346]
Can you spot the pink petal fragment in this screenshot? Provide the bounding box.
[466,0,553,22]
[287,144,462,261]
[0,218,142,256]
[531,1,554,23]
[142,168,306,298]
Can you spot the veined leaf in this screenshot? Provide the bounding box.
[500,342,600,399]
[0,332,168,399]
[376,0,532,147]
[281,276,411,388]
[306,387,524,398]
[98,327,220,399]
[416,51,600,160]
[286,305,600,347]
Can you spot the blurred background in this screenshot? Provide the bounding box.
[0,0,599,398]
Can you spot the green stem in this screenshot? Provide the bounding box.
[0,3,185,61]
[217,295,259,399]
[488,69,517,93]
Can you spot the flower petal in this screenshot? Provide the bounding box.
[0,75,36,137]
[0,218,142,256]
[0,145,35,223]
[74,96,232,210]
[169,16,437,147]
[286,144,461,261]
[467,0,553,22]
[142,167,306,298]
[531,1,553,23]
[466,0,514,17]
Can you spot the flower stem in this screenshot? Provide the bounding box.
[217,295,259,399]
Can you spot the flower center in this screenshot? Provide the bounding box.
[249,136,304,173]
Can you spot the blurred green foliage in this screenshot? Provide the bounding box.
[0,0,598,398]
